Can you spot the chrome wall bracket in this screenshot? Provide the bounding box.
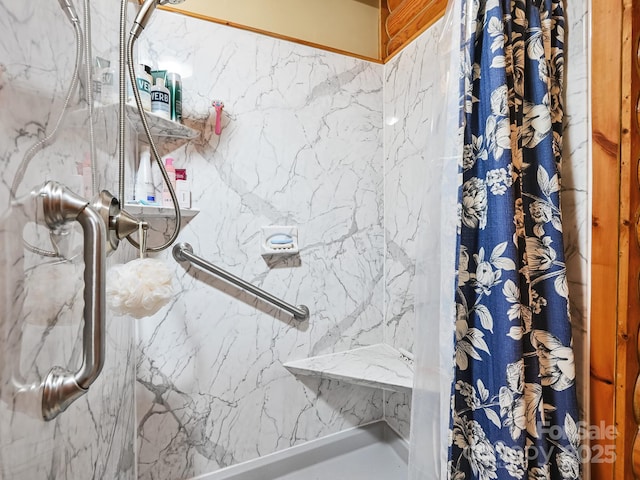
[42,367,87,421]
[92,190,140,252]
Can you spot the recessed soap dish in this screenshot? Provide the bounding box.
[261,226,299,256]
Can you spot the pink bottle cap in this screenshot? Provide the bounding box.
[165,157,174,167]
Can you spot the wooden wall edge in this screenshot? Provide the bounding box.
[591,0,624,478]
[385,0,447,60]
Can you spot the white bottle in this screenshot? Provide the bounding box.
[128,64,152,111]
[151,78,171,120]
[162,157,177,207]
[175,168,191,208]
[135,145,155,203]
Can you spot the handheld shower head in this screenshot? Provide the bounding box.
[57,0,80,24]
[131,0,186,38]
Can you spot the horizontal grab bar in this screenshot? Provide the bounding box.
[172,242,310,321]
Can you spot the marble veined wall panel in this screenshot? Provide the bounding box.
[135,11,385,480]
[382,19,444,441]
[133,0,591,476]
[561,0,591,426]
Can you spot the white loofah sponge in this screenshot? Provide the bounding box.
[106,258,173,319]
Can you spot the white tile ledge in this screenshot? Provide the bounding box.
[124,203,200,219]
[284,344,414,393]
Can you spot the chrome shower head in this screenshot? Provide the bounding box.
[57,0,79,24]
[131,0,187,38]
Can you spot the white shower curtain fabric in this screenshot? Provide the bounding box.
[408,0,462,478]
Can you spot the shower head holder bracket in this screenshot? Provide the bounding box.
[92,191,141,252]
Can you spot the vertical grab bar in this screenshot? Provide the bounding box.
[37,181,107,421]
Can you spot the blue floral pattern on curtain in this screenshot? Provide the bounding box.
[450,0,581,479]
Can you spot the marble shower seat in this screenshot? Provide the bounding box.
[283,343,414,393]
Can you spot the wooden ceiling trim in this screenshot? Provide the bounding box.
[387,0,427,38]
[383,0,447,59]
[387,0,404,12]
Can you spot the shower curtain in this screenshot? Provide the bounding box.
[449,0,581,478]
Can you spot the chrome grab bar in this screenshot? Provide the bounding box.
[36,181,107,421]
[173,242,310,321]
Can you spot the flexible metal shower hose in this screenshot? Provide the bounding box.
[15,0,183,258]
[9,19,84,258]
[124,33,182,253]
[82,0,99,197]
[118,0,127,206]
[10,21,83,202]
[119,0,182,254]
[11,0,99,258]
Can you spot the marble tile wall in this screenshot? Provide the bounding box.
[135,11,385,480]
[135,1,592,476]
[561,0,591,425]
[0,2,136,479]
[383,19,445,440]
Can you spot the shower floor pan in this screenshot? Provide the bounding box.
[192,421,407,480]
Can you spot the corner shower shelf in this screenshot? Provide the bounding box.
[284,344,414,394]
[68,104,199,139]
[124,104,199,139]
[124,203,200,219]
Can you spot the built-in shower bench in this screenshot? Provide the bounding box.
[283,343,415,393]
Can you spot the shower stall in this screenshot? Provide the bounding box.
[0,1,591,479]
